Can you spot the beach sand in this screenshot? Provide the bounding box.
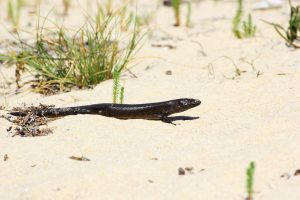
[0,0,300,199]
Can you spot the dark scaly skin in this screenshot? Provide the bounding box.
[8,98,201,124]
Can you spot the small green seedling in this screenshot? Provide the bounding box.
[232,0,243,38]
[284,0,300,44]
[232,0,256,38]
[112,70,125,104]
[7,0,22,32]
[186,1,192,27]
[172,0,181,26]
[246,161,255,200]
[112,70,121,104]
[120,86,125,104]
[243,14,256,38]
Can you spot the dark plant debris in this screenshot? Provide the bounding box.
[184,166,194,174]
[69,156,91,161]
[4,154,8,161]
[294,169,300,176]
[147,179,154,183]
[178,166,196,176]
[151,43,176,49]
[165,70,172,75]
[280,172,291,180]
[277,73,287,76]
[7,104,53,137]
[178,167,186,175]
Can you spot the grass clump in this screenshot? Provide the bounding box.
[2,8,141,95]
[287,1,300,44]
[264,0,300,48]
[246,161,255,200]
[232,0,256,38]
[7,0,22,32]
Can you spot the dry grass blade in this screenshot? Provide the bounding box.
[69,156,91,161]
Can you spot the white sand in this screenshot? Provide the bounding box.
[1,0,300,199]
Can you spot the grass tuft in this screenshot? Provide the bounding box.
[263,0,300,47]
[1,7,142,95]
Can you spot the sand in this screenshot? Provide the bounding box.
[1,0,300,199]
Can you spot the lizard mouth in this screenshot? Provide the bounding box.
[186,99,201,108]
[192,99,201,106]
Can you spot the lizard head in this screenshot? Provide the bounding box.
[178,98,201,110]
[172,98,201,113]
[161,98,201,116]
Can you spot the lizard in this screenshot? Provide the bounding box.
[8,98,201,124]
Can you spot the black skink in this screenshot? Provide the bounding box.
[8,98,201,124]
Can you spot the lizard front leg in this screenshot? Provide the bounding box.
[161,115,176,125]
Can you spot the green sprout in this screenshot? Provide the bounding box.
[172,0,181,26]
[246,161,255,200]
[112,70,120,104]
[232,0,243,38]
[112,70,125,104]
[232,0,256,38]
[243,14,256,37]
[186,1,192,27]
[120,86,125,104]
